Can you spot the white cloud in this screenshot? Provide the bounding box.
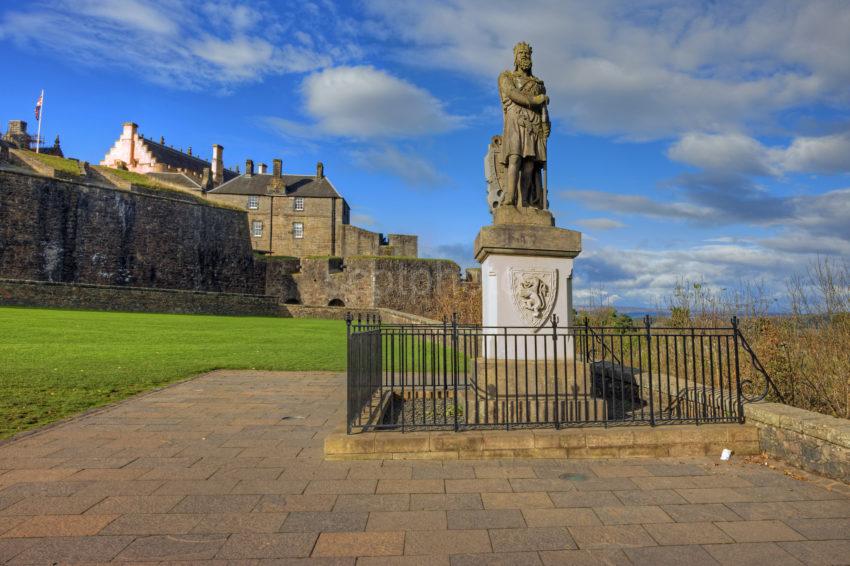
[301,66,462,138]
[563,190,712,221]
[350,145,447,188]
[0,0,335,89]
[668,131,850,177]
[576,218,626,231]
[363,0,850,139]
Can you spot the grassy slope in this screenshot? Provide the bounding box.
[27,153,81,176]
[0,307,347,439]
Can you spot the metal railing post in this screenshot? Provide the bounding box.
[552,314,560,429]
[644,315,655,426]
[732,316,745,423]
[452,312,459,431]
[346,312,352,434]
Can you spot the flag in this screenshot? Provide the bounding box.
[35,91,43,121]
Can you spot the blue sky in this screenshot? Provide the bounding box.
[1,0,849,309]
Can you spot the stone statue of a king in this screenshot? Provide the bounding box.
[487,42,551,214]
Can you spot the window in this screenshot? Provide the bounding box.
[293,222,304,239]
[251,220,263,237]
[247,195,259,210]
[294,197,304,211]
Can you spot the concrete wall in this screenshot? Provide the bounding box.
[0,279,279,316]
[0,170,264,294]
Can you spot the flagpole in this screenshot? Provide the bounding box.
[35,89,44,154]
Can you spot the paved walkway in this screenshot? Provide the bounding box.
[0,371,848,565]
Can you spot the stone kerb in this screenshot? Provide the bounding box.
[745,402,850,481]
[324,422,761,460]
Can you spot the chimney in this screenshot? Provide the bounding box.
[121,122,138,140]
[316,161,324,179]
[258,163,267,174]
[212,144,223,184]
[245,159,254,177]
[273,158,282,179]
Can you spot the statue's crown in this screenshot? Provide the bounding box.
[513,42,532,56]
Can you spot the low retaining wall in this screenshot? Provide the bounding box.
[745,402,850,481]
[281,304,438,325]
[0,279,280,317]
[324,423,760,460]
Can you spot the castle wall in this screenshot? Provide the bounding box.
[0,170,264,294]
[0,279,279,317]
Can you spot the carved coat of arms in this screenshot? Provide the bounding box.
[509,268,557,327]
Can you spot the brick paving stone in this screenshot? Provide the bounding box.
[334,494,410,512]
[643,521,733,545]
[789,499,850,518]
[508,479,575,493]
[715,519,807,542]
[590,465,653,478]
[412,466,475,480]
[567,524,656,549]
[489,527,576,552]
[138,466,219,480]
[306,480,378,495]
[450,551,542,565]
[631,476,699,490]
[190,512,287,533]
[231,479,310,494]
[571,478,638,491]
[480,492,553,509]
[210,466,284,481]
[256,493,339,513]
[1,480,87,499]
[85,494,184,514]
[280,511,368,532]
[675,487,753,504]
[349,467,413,480]
[538,549,631,565]
[68,467,150,481]
[445,479,512,493]
[0,494,105,515]
[366,510,447,531]
[0,539,37,563]
[170,494,261,514]
[623,544,719,565]
[152,478,239,495]
[779,540,850,565]
[474,466,536,479]
[593,505,673,525]
[725,501,804,520]
[360,556,450,566]
[0,517,26,536]
[8,535,134,564]
[313,531,404,557]
[100,513,203,535]
[74,479,165,497]
[1,514,118,537]
[115,533,228,561]
[410,493,483,511]
[522,508,600,527]
[405,529,492,555]
[661,503,742,522]
[704,542,805,565]
[377,480,445,494]
[783,517,850,540]
[613,489,689,506]
[447,509,526,529]
[548,490,623,508]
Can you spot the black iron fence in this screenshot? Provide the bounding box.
[346,313,781,433]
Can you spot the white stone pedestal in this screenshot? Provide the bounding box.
[474,217,581,360]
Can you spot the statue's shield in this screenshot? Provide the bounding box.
[485,135,507,213]
[509,268,558,327]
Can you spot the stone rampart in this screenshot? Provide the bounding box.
[0,170,264,294]
[0,279,279,316]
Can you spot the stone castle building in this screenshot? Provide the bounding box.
[100,122,417,258]
[206,159,417,257]
[100,122,236,189]
[1,120,63,156]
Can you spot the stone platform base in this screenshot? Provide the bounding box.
[324,423,760,460]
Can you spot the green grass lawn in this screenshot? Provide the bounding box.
[27,152,81,176]
[0,307,347,439]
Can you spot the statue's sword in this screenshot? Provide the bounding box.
[542,102,549,210]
